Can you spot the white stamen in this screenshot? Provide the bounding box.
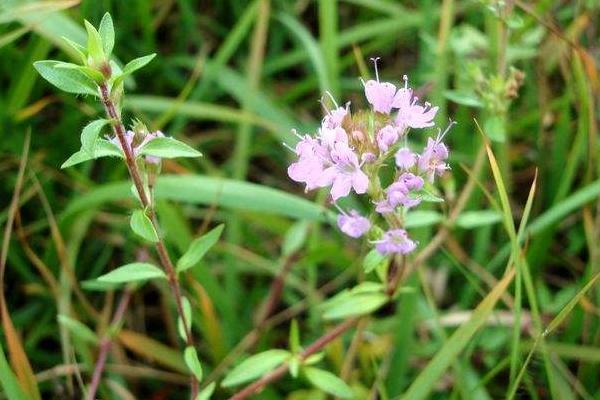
[403,75,408,89]
[283,142,296,153]
[333,202,347,216]
[324,91,339,108]
[436,120,456,143]
[370,57,381,81]
[291,129,302,139]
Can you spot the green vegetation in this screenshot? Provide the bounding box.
[1,1,599,399]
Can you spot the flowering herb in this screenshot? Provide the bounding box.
[288,58,453,257]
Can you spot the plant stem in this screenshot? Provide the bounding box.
[228,318,358,400]
[86,288,132,400]
[98,83,199,398]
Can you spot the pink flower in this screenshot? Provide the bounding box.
[287,134,329,191]
[374,229,417,255]
[375,173,424,213]
[337,209,371,238]
[321,142,369,200]
[319,126,348,149]
[109,130,164,163]
[396,102,438,129]
[418,137,450,182]
[322,103,349,129]
[363,58,397,114]
[376,125,400,152]
[393,76,438,129]
[395,147,416,169]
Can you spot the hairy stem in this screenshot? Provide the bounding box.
[228,318,358,400]
[98,82,199,397]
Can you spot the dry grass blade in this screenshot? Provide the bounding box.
[0,132,41,400]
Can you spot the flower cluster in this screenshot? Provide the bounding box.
[288,58,452,257]
[109,129,165,164]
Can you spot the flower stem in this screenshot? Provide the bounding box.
[98,82,199,398]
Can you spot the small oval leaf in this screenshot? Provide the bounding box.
[196,382,215,400]
[96,262,166,284]
[304,367,354,398]
[34,60,97,96]
[176,224,224,272]
[130,209,159,242]
[60,139,123,169]
[138,137,202,159]
[81,119,109,155]
[322,292,388,320]
[222,349,291,387]
[98,13,114,56]
[184,346,203,382]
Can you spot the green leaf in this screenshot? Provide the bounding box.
[405,210,444,228]
[123,53,156,75]
[455,210,502,229]
[61,139,122,169]
[444,90,483,108]
[57,315,99,345]
[289,356,300,378]
[130,209,159,243]
[362,249,388,274]
[33,60,97,96]
[98,13,114,56]
[0,344,28,400]
[196,382,215,400]
[176,225,224,272]
[282,221,309,256]
[137,137,202,159]
[96,262,166,284]
[222,349,291,387]
[304,367,353,398]
[113,53,156,86]
[61,36,87,64]
[184,346,203,381]
[62,175,332,221]
[81,119,110,155]
[177,297,192,341]
[54,62,104,83]
[84,20,104,62]
[80,279,121,292]
[322,292,388,320]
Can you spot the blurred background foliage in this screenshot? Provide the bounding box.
[1,0,600,399]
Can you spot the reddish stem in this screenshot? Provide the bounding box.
[86,288,132,400]
[228,318,358,400]
[98,83,198,397]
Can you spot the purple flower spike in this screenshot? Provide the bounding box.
[337,209,371,238]
[376,125,400,152]
[395,147,416,169]
[375,229,416,255]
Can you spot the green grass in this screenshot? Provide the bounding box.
[1,0,600,399]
